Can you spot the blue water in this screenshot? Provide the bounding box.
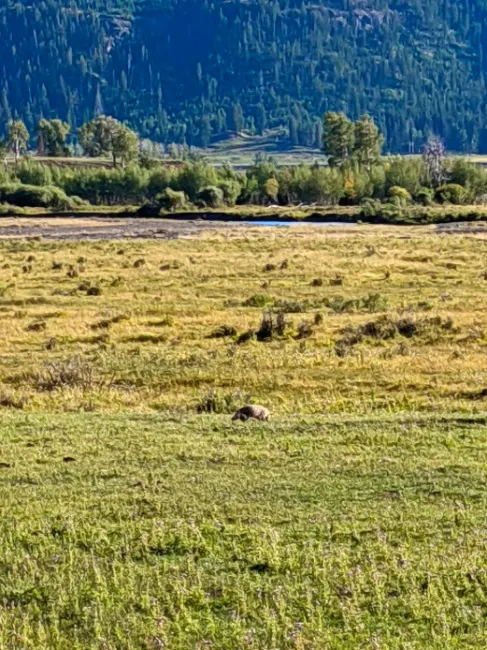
[240,220,356,227]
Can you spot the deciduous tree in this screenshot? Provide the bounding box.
[79,116,138,168]
[8,120,29,164]
[423,135,447,187]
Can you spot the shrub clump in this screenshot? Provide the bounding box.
[329,274,344,286]
[197,185,224,208]
[435,184,468,205]
[273,299,314,313]
[195,389,251,414]
[361,292,388,312]
[133,258,146,268]
[86,286,102,296]
[243,294,273,308]
[324,293,388,313]
[237,310,316,343]
[26,321,47,333]
[416,187,435,206]
[208,325,238,339]
[160,261,182,271]
[337,315,455,350]
[31,357,99,392]
[157,188,187,211]
[295,320,315,340]
[256,310,293,341]
[359,198,406,223]
[0,389,28,410]
[236,329,256,345]
[67,266,79,278]
[219,180,242,206]
[0,183,85,210]
[388,186,412,205]
[91,314,128,330]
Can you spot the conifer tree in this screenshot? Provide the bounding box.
[322,112,355,167]
[37,119,70,157]
[353,114,384,168]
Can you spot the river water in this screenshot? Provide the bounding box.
[240,220,356,227]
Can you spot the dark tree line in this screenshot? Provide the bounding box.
[1,0,487,152]
[1,110,487,221]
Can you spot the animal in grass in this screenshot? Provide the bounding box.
[232,405,271,422]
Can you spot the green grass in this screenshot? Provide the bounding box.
[201,130,323,167]
[2,411,487,649]
[0,225,486,647]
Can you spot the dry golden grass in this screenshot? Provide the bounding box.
[0,223,485,414]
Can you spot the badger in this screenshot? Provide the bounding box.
[232,405,271,422]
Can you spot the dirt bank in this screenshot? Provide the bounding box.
[0,217,224,241]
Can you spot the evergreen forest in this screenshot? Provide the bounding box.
[2,0,487,152]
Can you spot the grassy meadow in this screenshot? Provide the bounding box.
[1,223,487,648]
[0,223,486,414]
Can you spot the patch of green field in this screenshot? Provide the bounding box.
[201,131,323,167]
[1,411,487,649]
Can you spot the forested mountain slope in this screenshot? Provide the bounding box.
[2,0,487,152]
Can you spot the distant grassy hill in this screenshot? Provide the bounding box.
[200,130,323,167]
